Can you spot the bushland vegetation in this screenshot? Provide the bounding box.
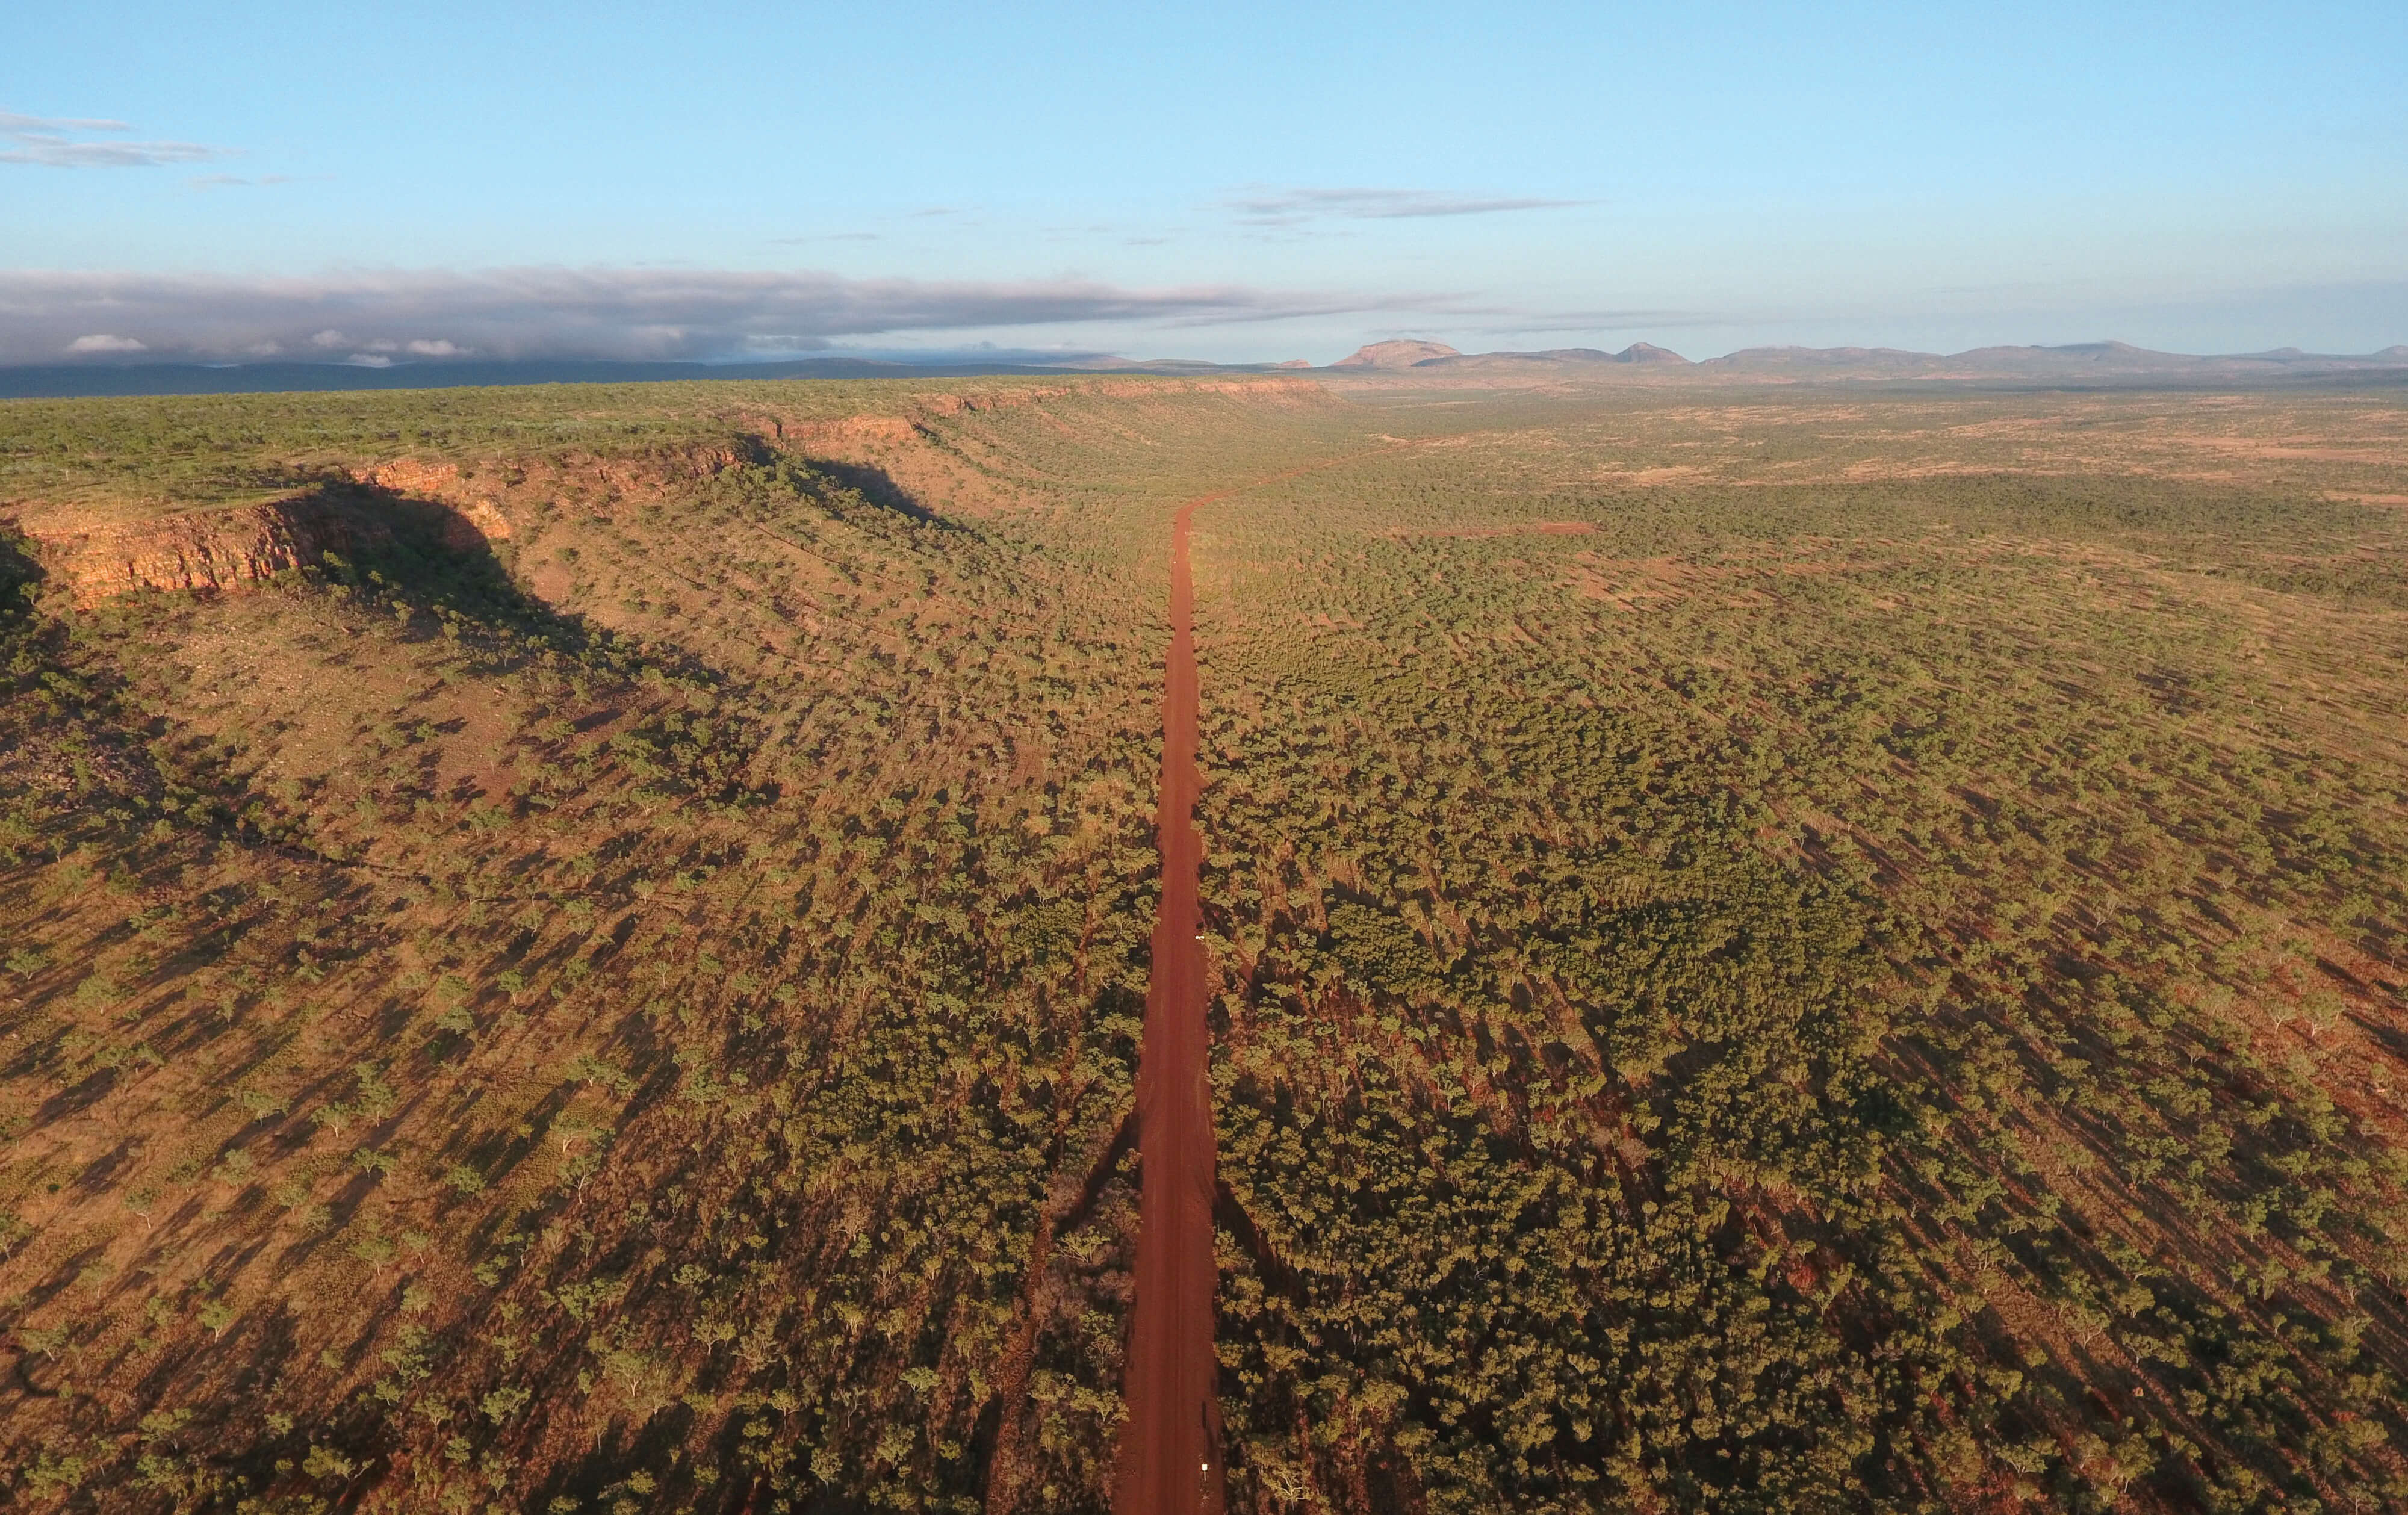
[0,376,1351,1514]
[0,376,2403,1514]
[1190,389,2408,1513]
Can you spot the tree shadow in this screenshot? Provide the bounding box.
[323,483,595,649]
[0,525,41,613]
[805,458,952,528]
[279,481,748,722]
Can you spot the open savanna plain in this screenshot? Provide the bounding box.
[0,374,2404,1515]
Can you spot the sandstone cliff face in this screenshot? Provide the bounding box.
[16,455,536,607]
[10,445,731,607]
[361,460,516,549]
[25,497,394,607]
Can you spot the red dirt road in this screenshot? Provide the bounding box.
[1114,488,1224,1515]
[1114,450,1397,1514]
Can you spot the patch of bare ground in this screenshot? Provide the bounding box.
[1587,464,1718,486]
[1376,521,1595,539]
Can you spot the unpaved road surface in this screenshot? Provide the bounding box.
[1114,487,1223,1515]
[1115,452,1396,1514]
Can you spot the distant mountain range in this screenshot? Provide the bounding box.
[1331,339,1688,369]
[4,339,2404,400]
[1317,338,2408,384]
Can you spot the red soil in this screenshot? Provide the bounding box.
[1114,488,1224,1515]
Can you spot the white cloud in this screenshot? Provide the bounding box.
[65,333,147,353]
[0,110,129,134]
[1,108,229,167]
[1,265,1465,365]
[1224,187,1589,226]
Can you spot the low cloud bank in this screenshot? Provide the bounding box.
[0,266,1427,366]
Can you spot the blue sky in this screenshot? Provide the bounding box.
[4,0,2403,364]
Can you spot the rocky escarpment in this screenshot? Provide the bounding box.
[10,444,742,606]
[10,378,1343,607]
[13,453,563,607]
[22,495,399,607]
[14,453,547,607]
[358,459,517,547]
